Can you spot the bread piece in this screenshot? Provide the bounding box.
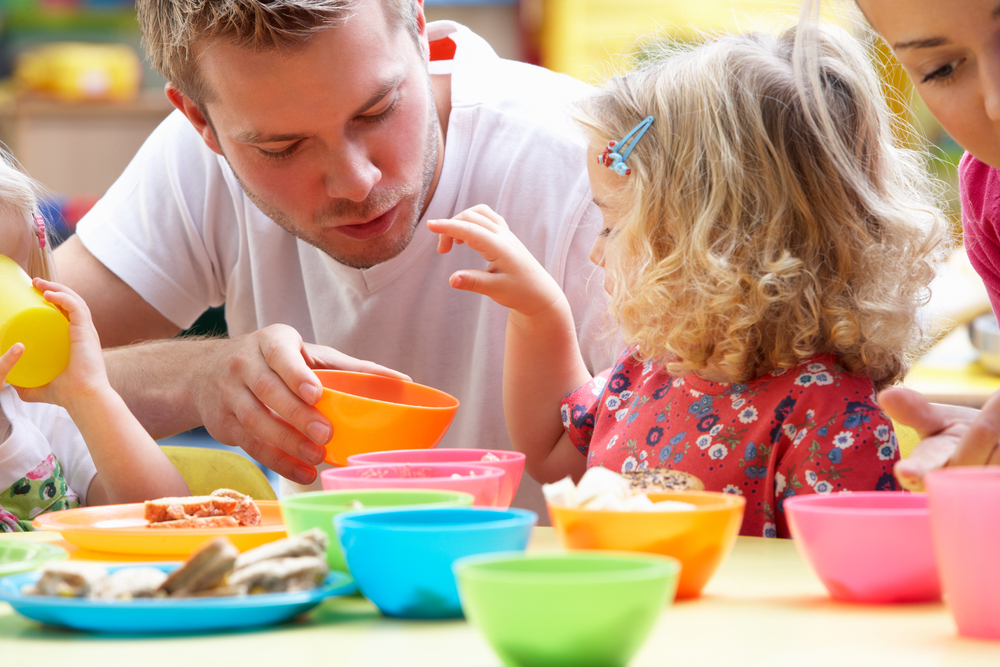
[144,496,239,523]
[228,556,328,593]
[147,516,240,529]
[23,562,108,598]
[233,528,327,570]
[97,567,169,600]
[622,467,705,492]
[210,488,261,527]
[621,467,705,492]
[159,537,239,597]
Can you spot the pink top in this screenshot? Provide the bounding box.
[960,152,1000,316]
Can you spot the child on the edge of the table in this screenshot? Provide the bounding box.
[0,150,188,531]
[426,24,952,538]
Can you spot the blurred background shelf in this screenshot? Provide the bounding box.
[0,89,173,196]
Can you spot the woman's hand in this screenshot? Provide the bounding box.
[879,386,1000,491]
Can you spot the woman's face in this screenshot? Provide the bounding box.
[858,0,1000,167]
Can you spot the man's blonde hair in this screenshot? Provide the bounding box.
[0,149,52,281]
[574,26,950,391]
[137,0,419,104]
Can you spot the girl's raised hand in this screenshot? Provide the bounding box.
[427,205,567,317]
[17,278,109,411]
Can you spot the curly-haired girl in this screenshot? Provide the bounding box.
[427,25,950,537]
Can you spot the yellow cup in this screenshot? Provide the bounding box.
[0,255,69,387]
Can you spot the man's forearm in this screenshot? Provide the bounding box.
[103,336,227,439]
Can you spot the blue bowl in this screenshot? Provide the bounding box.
[334,506,537,619]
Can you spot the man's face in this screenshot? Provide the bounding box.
[185,0,442,269]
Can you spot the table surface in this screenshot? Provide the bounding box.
[1,528,999,665]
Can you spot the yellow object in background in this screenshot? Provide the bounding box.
[15,42,141,102]
[0,254,69,388]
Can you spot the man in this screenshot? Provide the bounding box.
[53,0,613,508]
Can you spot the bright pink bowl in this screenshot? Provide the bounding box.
[785,491,940,604]
[320,463,505,507]
[347,449,525,508]
[926,467,1000,639]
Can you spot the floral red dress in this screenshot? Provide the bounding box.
[561,349,899,538]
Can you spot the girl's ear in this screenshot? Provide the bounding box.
[165,83,223,156]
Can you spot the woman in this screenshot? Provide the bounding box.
[801,0,1000,489]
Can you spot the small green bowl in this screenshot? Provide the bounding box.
[280,489,474,571]
[455,551,680,667]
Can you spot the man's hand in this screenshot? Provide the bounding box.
[189,324,408,485]
[879,386,1000,491]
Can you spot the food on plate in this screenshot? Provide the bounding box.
[21,562,108,598]
[211,488,262,526]
[480,452,501,462]
[228,556,328,593]
[622,467,705,492]
[159,536,240,596]
[23,529,331,600]
[542,467,698,512]
[97,567,169,600]
[144,488,261,528]
[234,527,326,570]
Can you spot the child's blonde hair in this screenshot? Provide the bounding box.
[0,148,52,281]
[573,25,950,391]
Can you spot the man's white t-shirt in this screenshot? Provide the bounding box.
[75,22,617,509]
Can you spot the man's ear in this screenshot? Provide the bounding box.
[414,0,430,62]
[164,83,223,156]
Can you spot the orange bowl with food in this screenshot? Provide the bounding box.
[547,490,744,599]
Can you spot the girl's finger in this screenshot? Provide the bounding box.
[0,343,24,379]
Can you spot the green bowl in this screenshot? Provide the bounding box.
[454,551,680,667]
[280,489,474,571]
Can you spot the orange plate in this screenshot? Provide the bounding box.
[32,501,287,557]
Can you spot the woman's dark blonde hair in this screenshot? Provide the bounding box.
[574,25,950,391]
[0,149,52,281]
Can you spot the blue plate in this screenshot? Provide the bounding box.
[0,564,356,633]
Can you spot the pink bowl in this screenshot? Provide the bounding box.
[320,463,505,507]
[784,491,940,604]
[347,449,525,508]
[926,467,1000,639]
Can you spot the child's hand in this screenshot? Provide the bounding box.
[427,205,567,317]
[0,343,24,386]
[17,278,110,411]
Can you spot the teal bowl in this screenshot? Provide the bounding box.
[455,551,680,667]
[335,507,537,619]
[280,489,474,571]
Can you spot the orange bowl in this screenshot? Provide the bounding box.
[547,490,745,599]
[314,370,460,466]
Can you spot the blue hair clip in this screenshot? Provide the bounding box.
[598,116,654,176]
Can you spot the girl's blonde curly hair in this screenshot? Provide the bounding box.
[573,25,951,391]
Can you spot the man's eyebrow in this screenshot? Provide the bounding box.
[351,71,405,118]
[894,2,1000,51]
[233,72,406,144]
